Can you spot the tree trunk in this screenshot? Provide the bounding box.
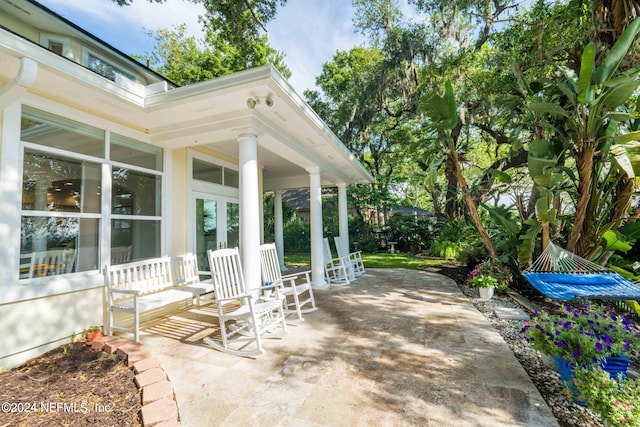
[448,140,498,259]
[444,156,460,218]
[567,143,596,256]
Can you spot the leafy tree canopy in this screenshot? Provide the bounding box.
[112,0,287,44]
[141,24,290,85]
[114,0,290,83]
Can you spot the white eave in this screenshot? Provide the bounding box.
[0,27,374,188]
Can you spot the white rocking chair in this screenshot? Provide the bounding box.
[203,248,287,356]
[259,243,317,322]
[323,238,350,286]
[334,236,365,278]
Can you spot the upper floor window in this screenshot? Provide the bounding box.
[82,49,138,84]
[39,34,70,57]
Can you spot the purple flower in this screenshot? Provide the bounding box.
[571,345,581,359]
[595,342,603,352]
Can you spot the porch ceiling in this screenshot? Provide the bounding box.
[0,31,373,189]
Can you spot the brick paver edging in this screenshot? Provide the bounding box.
[88,336,181,427]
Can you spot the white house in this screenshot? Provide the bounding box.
[0,0,373,369]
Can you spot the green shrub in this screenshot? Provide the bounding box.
[430,239,467,259]
[573,368,640,426]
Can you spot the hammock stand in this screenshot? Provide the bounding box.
[523,242,640,301]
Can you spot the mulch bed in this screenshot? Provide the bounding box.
[0,341,141,426]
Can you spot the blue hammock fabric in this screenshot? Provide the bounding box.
[523,242,640,300]
[523,272,640,301]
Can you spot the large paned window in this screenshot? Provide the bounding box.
[19,107,163,280]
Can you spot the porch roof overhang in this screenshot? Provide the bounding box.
[0,28,374,189]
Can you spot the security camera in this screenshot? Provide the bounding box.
[265,97,274,107]
[246,98,257,109]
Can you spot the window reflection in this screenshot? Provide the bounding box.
[112,168,161,216]
[20,217,99,277]
[111,219,160,262]
[87,53,137,83]
[111,134,163,171]
[19,106,164,280]
[21,106,105,158]
[22,150,101,213]
[192,158,238,188]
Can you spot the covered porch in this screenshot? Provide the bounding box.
[142,64,374,289]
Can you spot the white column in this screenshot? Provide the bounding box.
[308,167,328,289]
[337,183,349,255]
[273,190,287,271]
[238,131,261,291]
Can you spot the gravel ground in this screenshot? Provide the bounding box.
[458,284,606,427]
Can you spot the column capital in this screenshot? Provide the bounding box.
[306,166,322,175]
[237,130,258,141]
[337,182,347,189]
[237,126,260,141]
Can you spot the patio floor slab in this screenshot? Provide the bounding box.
[136,268,558,427]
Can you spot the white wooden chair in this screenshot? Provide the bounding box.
[259,243,317,322]
[203,248,287,356]
[323,238,350,286]
[334,236,365,277]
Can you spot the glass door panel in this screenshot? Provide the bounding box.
[193,194,238,268]
[195,198,217,270]
[226,201,239,249]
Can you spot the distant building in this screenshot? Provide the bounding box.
[389,206,433,220]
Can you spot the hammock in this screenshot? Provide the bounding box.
[523,242,640,301]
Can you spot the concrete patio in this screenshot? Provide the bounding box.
[136,268,559,426]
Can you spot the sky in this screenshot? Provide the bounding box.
[36,0,367,94]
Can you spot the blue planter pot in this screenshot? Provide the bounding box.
[553,355,630,406]
[600,355,630,380]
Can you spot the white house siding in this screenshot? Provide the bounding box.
[0,287,103,370]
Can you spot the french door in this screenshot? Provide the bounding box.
[193,192,239,269]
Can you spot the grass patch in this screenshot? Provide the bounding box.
[284,253,453,270]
